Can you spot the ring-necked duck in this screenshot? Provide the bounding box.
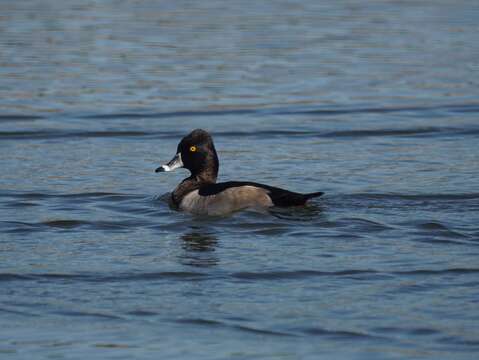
[156,129,323,215]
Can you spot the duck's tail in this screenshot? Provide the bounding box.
[269,190,324,206]
[303,191,324,200]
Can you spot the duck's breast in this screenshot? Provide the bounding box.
[180,186,273,215]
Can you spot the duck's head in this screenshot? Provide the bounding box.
[155,129,219,180]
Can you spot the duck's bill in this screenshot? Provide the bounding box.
[155,153,183,173]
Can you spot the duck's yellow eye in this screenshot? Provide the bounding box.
[189,146,197,152]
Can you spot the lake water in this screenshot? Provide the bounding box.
[1,1,479,359]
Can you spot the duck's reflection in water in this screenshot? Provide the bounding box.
[179,230,219,267]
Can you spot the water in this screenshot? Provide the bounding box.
[1,1,479,358]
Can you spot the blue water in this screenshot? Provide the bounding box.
[1,1,479,359]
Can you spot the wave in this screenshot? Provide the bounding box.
[176,318,293,337]
[0,191,143,200]
[0,115,44,122]
[1,126,478,141]
[0,271,207,283]
[0,130,150,140]
[2,268,478,284]
[175,317,387,339]
[1,101,478,140]
[347,192,479,201]
[231,268,479,281]
[79,102,479,119]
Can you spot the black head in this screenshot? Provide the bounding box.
[156,129,219,180]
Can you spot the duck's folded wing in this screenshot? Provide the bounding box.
[199,181,323,207]
[188,182,272,215]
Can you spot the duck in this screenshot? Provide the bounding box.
[155,129,323,216]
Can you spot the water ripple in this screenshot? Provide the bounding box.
[0,191,142,200]
[54,310,122,320]
[1,126,478,141]
[299,327,380,340]
[231,269,380,280]
[0,272,208,283]
[1,219,152,233]
[2,268,477,285]
[0,115,44,122]
[176,318,294,337]
[79,102,479,120]
[231,268,479,281]
[349,193,479,201]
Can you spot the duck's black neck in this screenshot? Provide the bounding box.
[171,166,218,207]
[194,166,218,184]
[202,145,219,182]
[192,148,219,184]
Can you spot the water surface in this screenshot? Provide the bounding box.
[1,1,479,359]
